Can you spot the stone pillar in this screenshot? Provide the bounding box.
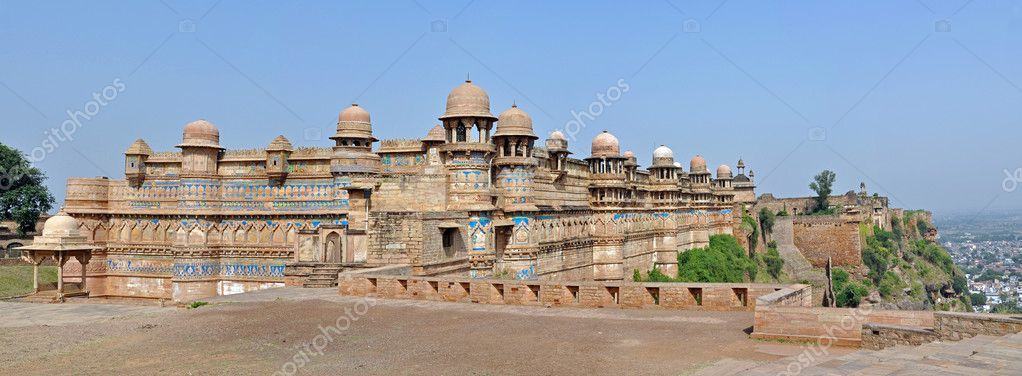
[56,253,65,293]
[32,260,39,293]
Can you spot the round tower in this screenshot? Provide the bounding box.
[176,120,223,177]
[438,80,499,276]
[330,104,381,176]
[586,131,628,208]
[493,104,539,213]
[492,104,540,277]
[649,145,682,209]
[438,80,498,212]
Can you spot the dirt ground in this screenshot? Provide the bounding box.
[0,288,816,375]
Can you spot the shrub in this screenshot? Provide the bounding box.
[189,301,209,309]
[678,234,754,283]
[763,246,784,280]
[836,281,868,308]
[741,213,759,252]
[879,271,904,298]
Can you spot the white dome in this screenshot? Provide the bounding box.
[653,145,674,159]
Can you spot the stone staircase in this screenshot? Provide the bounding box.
[303,264,345,288]
[697,332,1022,375]
[773,217,826,285]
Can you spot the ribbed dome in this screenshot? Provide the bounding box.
[332,104,376,141]
[178,119,222,148]
[591,131,620,157]
[125,139,153,155]
[42,210,80,238]
[737,158,746,169]
[549,130,566,141]
[717,164,732,178]
[494,104,537,138]
[690,155,708,173]
[423,125,446,143]
[439,80,496,120]
[266,135,293,152]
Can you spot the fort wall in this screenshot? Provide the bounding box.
[791,215,862,267]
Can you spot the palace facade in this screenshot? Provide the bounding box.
[61,80,756,301]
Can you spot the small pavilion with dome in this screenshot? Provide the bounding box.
[17,210,99,301]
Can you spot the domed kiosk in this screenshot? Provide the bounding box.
[17,210,100,302]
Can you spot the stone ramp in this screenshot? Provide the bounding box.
[696,332,1022,375]
[772,217,826,285]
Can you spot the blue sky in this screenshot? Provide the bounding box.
[2,1,1021,215]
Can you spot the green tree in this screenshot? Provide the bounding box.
[808,170,836,213]
[0,143,54,234]
[970,293,987,306]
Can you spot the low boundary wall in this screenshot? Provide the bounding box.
[751,284,933,347]
[338,273,794,311]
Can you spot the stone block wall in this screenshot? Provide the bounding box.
[367,212,422,266]
[792,216,862,267]
[934,312,1022,341]
[861,323,939,350]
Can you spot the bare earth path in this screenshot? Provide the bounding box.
[0,287,812,375]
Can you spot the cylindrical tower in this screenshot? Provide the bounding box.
[492,104,539,278]
[438,80,498,276]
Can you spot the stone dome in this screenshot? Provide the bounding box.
[42,210,81,238]
[652,145,675,167]
[549,130,566,141]
[493,104,537,138]
[653,145,674,159]
[178,119,222,148]
[439,80,496,120]
[591,131,620,157]
[332,104,377,141]
[125,139,153,155]
[266,135,293,152]
[673,162,682,168]
[623,150,635,158]
[423,125,447,143]
[690,155,708,173]
[717,164,732,178]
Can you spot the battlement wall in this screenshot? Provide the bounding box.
[339,273,791,311]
